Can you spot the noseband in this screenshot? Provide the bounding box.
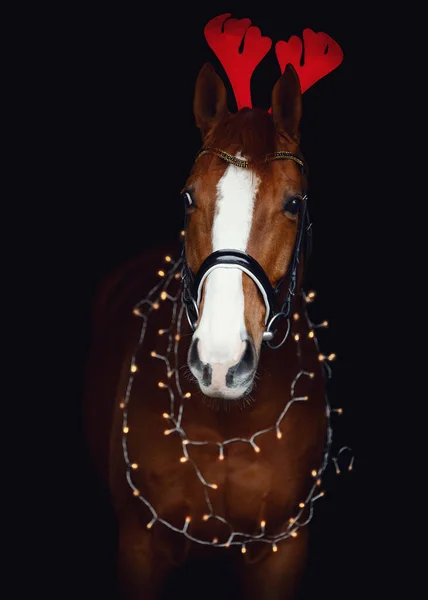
[181,147,312,349]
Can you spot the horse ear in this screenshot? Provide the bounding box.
[271,64,302,141]
[194,63,229,139]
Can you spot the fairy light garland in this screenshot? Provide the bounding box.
[120,252,353,552]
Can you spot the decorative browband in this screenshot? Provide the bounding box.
[195,147,305,169]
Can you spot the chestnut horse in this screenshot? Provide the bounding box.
[84,63,334,599]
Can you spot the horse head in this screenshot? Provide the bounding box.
[181,62,310,400]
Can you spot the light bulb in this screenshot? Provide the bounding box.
[150,351,156,357]
[299,502,305,508]
[130,364,138,373]
[175,334,180,341]
[158,382,165,388]
[210,483,218,490]
[165,256,172,262]
[291,531,298,538]
[131,463,138,469]
[123,426,129,434]
[294,333,300,341]
[152,302,159,310]
[311,469,317,477]
[276,429,282,439]
[202,514,210,521]
[184,392,191,398]
[119,402,125,409]
[133,489,139,496]
[308,291,316,299]
[328,353,336,361]
[308,330,314,338]
[272,543,278,552]
[293,313,299,320]
[162,412,169,419]
[180,456,188,463]
[241,545,246,554]
[132,308,140,316]
[158,270,165,277]
[260,520,266,529]
[160,291,167,300]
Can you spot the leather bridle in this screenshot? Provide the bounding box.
[180,147,312,349]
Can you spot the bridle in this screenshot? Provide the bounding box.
[181,147,313,349]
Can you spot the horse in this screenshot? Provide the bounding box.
[83,62,336,599]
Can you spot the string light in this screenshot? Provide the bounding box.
[120,253,353,551]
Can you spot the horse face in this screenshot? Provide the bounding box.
[185,64,305,400]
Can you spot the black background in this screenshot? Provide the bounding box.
[38,3,401,599]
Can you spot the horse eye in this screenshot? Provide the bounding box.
[283,196,302,215]
[182,191,195,208]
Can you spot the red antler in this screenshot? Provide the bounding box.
[204,13,272,110]
[275,28,344,93]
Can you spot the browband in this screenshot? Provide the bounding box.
[195,147,305,170]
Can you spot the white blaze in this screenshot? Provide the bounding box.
[196,158,260,365]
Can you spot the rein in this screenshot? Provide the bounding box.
[181,147,312,349]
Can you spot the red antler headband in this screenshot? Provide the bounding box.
[204,13,344,110]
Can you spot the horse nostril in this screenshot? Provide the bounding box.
[189,338,201,369]
[188,338,212,386]
[226,339,256,387]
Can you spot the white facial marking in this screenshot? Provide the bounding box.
[196,156,260,365]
